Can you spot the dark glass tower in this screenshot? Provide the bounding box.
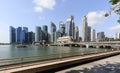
[23,27,28,43]
[16,27,22,43]
[9,26,16,43]
[59,21,65,37]
[42,25,48,43]
[50,22,56,43]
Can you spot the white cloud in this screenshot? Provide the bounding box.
[87,11,106,26]
[110,25,120,30]
[33,0,56,13]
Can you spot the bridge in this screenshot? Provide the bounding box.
[56,41,120,49]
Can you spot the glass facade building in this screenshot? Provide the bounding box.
[35,26,42,42]
[16,27,22,43]
[66,16,75,39]
[9,26,16,43]
[50,22,56,43]
[59,21,65,37]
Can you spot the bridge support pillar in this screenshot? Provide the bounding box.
[86,45,89,48]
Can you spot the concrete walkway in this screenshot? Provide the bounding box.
[56,54,120,73]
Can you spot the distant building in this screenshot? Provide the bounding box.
[16,27,22,43]
[66,16,75,39]
[74,26,79,41]
[87,26,91,42]
[55,30,61,43]
[42,25,48,42]
[28,31,34,44]
[115,33,120,40]
[9,26,16,43]
[97,32,105,41]
[23,27,28,43]
[57,36,73,43]
[59,21,65,37]
[20,30,25,43]
[35,26,42,42]
[50,22,56,43]
[82,16,88,42]
[91,29,96,42]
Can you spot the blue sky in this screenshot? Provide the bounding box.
[0,0,119,43]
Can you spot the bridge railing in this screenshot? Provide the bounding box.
[0,49,119,71]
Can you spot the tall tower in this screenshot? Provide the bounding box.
[42,25,48,42]
[9,26,16,43]
[59,21,65,37]
[50,22,56,43]
[87,26,91,42]
[66,15,75,39]
[23,27,28,43]
[74,26,79,41]
[16,27,22,43]
[35,26,42,42]
[82,16,88,42]
[91,29,96,42]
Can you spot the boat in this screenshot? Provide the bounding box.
[17,44,27,48]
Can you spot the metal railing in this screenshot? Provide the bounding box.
[0,49,119,71]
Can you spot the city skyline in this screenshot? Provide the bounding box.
[0,0,119,43]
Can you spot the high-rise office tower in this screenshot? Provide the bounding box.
[59,21,65,37]
[42,25,48,42]
[74,26,79,41]
[115,33,120,39]
[82,16,88,42]
[20,30,25,44]
[16,27,22,43]
[23,27,28,43]
[66,16,75,39]
[50,22,56,43]
[97,32,105,41]
[55,30,61,43]
[28,31,34,44]
[91,29,96,42]
[35,26,42,42]
[87,26,91,42]
[9,26,16,43]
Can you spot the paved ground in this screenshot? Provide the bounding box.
[56,55,120,73]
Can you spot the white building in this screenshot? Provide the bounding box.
[91,29,96,42]
[57,36,73,43]
[115,33,120,39]
[82,16,88,42]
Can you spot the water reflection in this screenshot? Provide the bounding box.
[0,45,106,59]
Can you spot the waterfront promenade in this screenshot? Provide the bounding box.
[56,54,120,73]
[0,50,119,73]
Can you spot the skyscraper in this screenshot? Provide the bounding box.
[42,25,48,42]
[50,22,56,43]
[20,30,25,44]
[16,27,22,43]
[91,29,96,42]
[97,32,105,41]
[28,31,34,44]
[23,27,28,43]
[74,26,79,41]
[59,21,65,37]
[55,30,61,43]
[115,33,120,40]
[87,26,91,42]
[35,26,42,42]
[9,26,16,43]
[82,16,88,42]
[66,16,75,39]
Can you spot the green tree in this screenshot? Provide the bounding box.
[108,0,120,23]
[110,0,119,5]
